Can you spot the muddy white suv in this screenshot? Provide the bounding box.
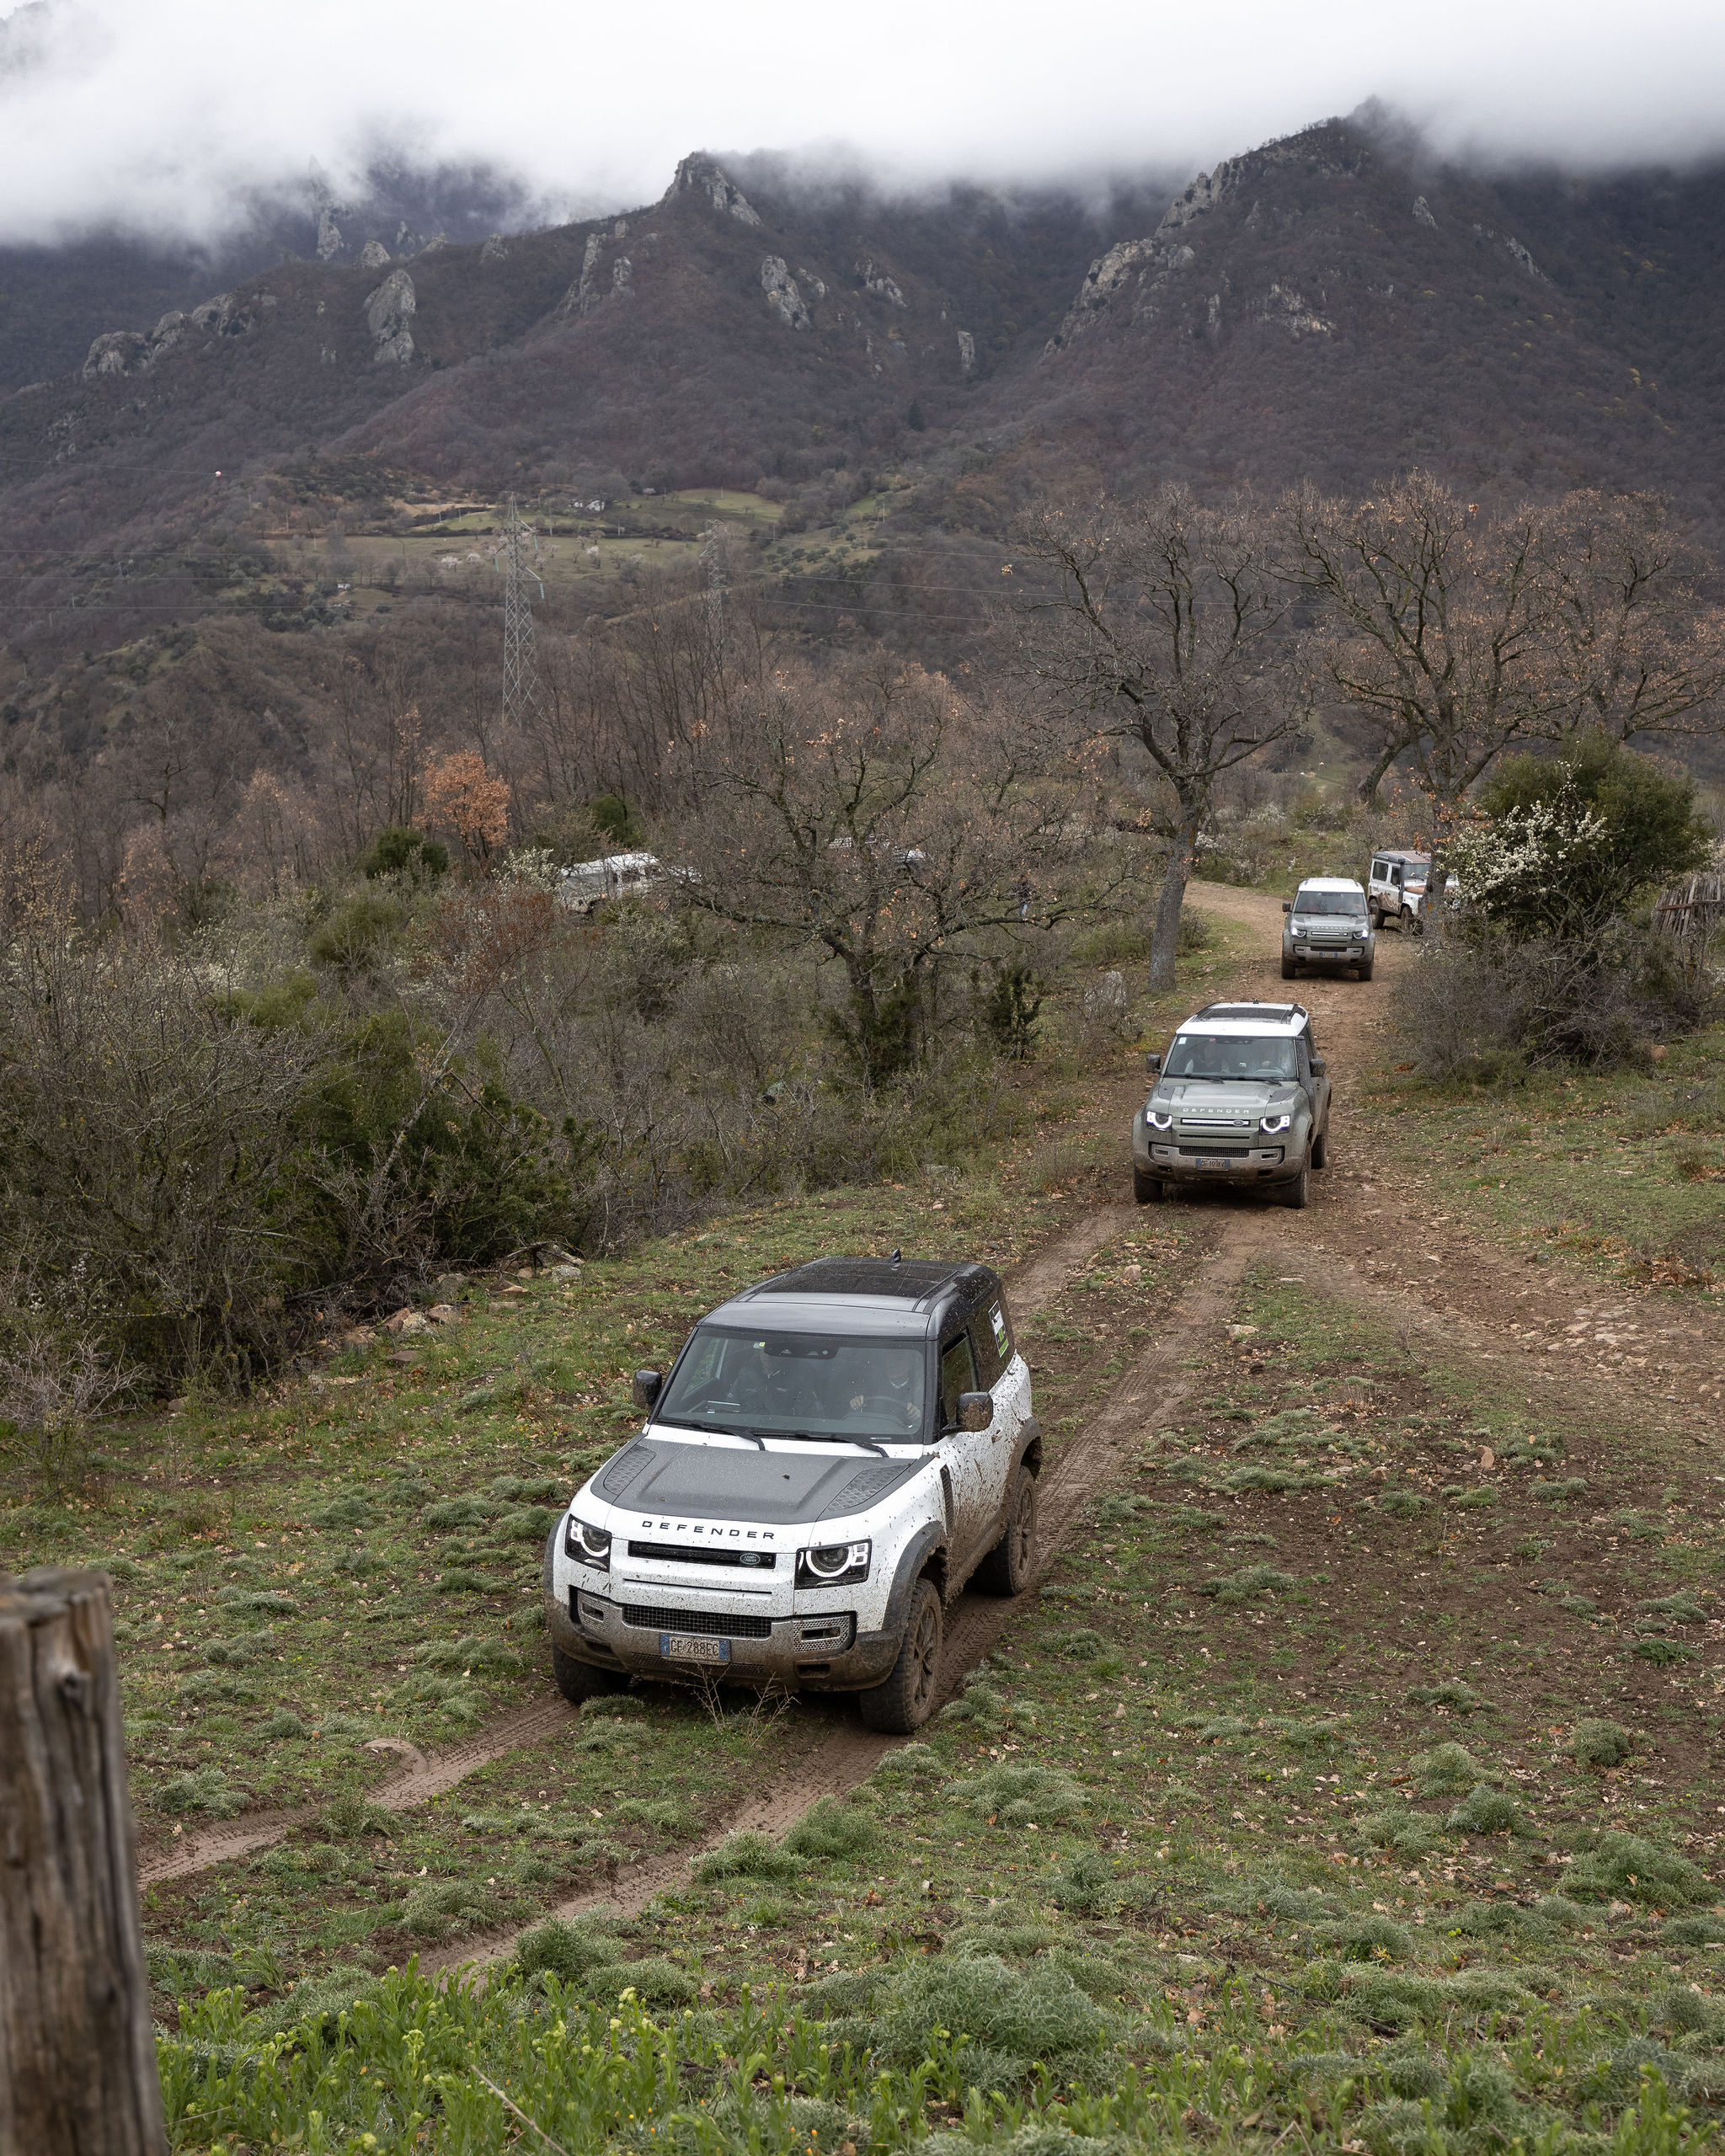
[542,1257,1041,1733]
[1131,1001,1331,1210]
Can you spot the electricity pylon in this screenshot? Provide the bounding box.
[498,494,544,725]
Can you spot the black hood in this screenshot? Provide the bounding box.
[595,1438,923,1526]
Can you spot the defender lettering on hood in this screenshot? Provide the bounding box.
[638,1521,776,1540]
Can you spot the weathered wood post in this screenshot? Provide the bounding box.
[1,1566,167,2156]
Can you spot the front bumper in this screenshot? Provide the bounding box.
[545,1580,901,1692]
[1284,938,1371,967]
[1144,1140,1300,1185]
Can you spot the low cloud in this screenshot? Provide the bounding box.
[2,0,1723,245]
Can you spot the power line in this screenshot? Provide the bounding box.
[495,494,545,728]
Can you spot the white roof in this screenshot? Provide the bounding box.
[1295,877,1365,893]
[1174,1001,1308,1036]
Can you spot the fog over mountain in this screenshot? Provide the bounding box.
[3,0,1725,245]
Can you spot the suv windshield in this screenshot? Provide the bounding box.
[1165,1034,1299,1081]
[657,1327,927,1441]
[1294,889,1366,916]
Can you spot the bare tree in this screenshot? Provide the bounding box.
[1287,472,1573,819]
[1017,487,1296,987]
[1536,491,1725,745]
[676,654,1098,1081]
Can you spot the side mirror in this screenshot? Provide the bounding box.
[956,1391,993,1433]
[1282,900,1291,913]
[1310,1055,1327,1077]
[631,1368,663,1412]
[1145,1052,1162,1074]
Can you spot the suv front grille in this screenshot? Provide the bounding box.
[622,1604,775,1639]
[627,1540,776,1568]
[1185,1147,1249,1160]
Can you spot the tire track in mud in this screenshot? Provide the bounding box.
[426,1213,1268,1972]
[138,1198,1147,1893]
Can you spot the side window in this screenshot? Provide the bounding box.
[1295,1029,1313,1078]
[968,1320,998,1391]
[939,1334,978,1428]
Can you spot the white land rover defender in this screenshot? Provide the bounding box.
[542,1257,1041,1733]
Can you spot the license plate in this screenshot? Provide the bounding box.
[660,1633,729,1664]
[1202,1155,1233,1166]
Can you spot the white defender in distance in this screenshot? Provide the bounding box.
[543,1258,1041,1734]
[1131,1001,1332,1210]
[1281,875,1375,980]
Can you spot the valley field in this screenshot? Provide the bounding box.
[6,896,1725,2156]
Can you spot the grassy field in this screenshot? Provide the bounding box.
[11,905,1725,2153]
[1371,1021,1725,1292]
[145,1257,1725,2153]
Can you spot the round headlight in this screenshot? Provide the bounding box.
[1260,1113,1292,1134]
[806,1545,852,1578]
[1147,1108,1173,1131]
[577,1519,611,1559]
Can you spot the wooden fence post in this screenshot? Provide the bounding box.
[1,1566,167,2156]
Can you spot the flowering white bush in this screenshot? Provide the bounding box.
[1445,790,1608,918]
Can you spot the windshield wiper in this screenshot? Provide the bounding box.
[660,1416,766,1449]
[771,1429,891,1459]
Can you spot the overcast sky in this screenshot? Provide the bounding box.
[3,0,1724,245]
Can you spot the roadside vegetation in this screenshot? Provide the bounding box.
[109,1254,1725,2154]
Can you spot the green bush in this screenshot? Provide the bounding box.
[1563,1832,1712,1908]
[1414,1742,1487,1796]
[515,1919,623,1983]
[783,1800,879,1861]
[694,1833,805,1884]
[156,1767,244,1817]
[1571,1717,1636,1769]
[870,1954,1114,2074]
[946,1764,1087,1827]
[1445,1785,1530,1837]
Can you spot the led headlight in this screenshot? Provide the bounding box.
[796,1540,871,1588]
[1147,1108,1173,1131]
[1259,1113,1293,1134]
[563,1513,611,1571]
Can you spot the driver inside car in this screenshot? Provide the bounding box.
[839,1345,924,1433]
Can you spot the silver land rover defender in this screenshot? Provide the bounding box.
[543,1258,1041,1733]
[1131,1001,1332,1211]
[1282,876,1375,979]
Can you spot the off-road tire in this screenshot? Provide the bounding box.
[1357,958,1374,981]
[1133,1166,1163,1204]
[1368,905,1382,930]
[1280,956,1297,979]
[974,1468,1039,1597]
[857,1579,943,1734]
[550,1644,627,1706]
[1311,1122,1328,1171]
[1279,1163,1311,1210]
[1403,907,1423,937]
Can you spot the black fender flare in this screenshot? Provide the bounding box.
[882,1521,949,1630]
[1012,1415,1044,1481]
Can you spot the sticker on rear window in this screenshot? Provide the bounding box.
[990,1303,1009,1357]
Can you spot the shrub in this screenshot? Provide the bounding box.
[1414,1742,1487,1796]
[515,1919,623,1983]
[1197,1564,1296,1604]
[693,1833,805,1884]
[783,1800,879,1861]
[1571,1717,1636,1769]
[401,1879,497,1940]
[1445,1785,1530,1836]
[870,1954,1114,2075]
[156,1767,244,1817]
[310,1492,374,1529]
[946,1764,1087,1827]
[1564,1832,1712,1908]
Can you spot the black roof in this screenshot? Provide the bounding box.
[750,1257,984,1305]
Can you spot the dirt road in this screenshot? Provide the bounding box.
[145,880,1724,1952]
